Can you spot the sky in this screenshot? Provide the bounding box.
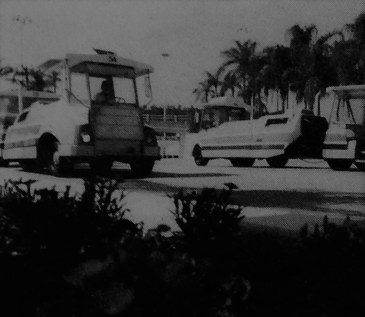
[0,0,364,106]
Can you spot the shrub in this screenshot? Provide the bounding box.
[171,185,244,256]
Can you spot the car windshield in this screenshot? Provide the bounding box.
[201,106,249,129]
[69,63,137,105]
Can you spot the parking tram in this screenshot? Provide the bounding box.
[0,89,59,166]
[0,52,160,176]
[322,85,365,171]
[192,96,329,167]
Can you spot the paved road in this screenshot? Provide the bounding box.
[1,158,364,232]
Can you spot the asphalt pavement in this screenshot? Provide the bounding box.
[1,158,364,233]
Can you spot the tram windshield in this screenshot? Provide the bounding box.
[200,106,250,129]
[330,95,365,126]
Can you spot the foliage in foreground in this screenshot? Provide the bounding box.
[1,180,365,316]
[0,180,248,317]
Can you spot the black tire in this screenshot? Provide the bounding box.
[330,159,353,171]
[20,160,37,172]
[37,140,71,175]
[266,155,288,168]
[130,159,155,177]
[355,162,365,171]
[90,159,113,175]
[230,158,255,167]
[327,159,353,171]
[192,145,209,166]
[0,158,8,167]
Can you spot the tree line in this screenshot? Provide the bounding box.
[193,12,365,111]
[1,12,364,115]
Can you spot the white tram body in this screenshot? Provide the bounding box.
[192,96,328,167]
[1,53,160,176]
[322,85,365,171]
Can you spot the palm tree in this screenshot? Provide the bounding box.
[333,12,365,84]
[285,25,340,110]
[220,71,240,97]
[221,40,262,104]
[193,80,213,103]
[260,45,293,111]
[204,70,223,97]
[193,68,223,102]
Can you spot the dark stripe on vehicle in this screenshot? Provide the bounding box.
[202,144,285,151]
[323,143,348,150]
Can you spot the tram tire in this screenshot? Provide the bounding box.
[266,155,288,168]
[193,145,209,166]
[355,162,365,171]
[37,138,71,176]
[90,159,113,175]
[0,158,9,167]
[230,158,255,167]
[327,159,353,171]
[130,159,155,177]
[20,160,38,172]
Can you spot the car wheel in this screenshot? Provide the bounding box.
[266,155,288,168]
[230,158,255,167]
[192,145,209,166]
[327,159,353,171]
[130,159,155,177]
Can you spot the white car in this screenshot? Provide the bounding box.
[2,53,160,176]
[192,96,328,168]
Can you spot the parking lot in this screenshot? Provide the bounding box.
[1,158,364,232]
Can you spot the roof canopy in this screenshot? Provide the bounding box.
[38,53,154,77]
[327,85,365,99]
[197,96,250,109]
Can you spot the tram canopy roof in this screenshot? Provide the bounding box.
[327,85,365,99]
[38,53,154,77]
[196,96,251,109]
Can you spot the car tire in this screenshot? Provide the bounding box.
[230,158,255,167]
[192,145,209,166]
[266,155,288,168]
[327,159,353,171]
[130,159,155,177]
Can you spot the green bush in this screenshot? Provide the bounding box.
[171,186,244,256]
[0,180,249,317]
[2,180,365,317]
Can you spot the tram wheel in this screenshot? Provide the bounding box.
[130,159,155,177]
[266,155,288,168]
[37,138,71,176]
